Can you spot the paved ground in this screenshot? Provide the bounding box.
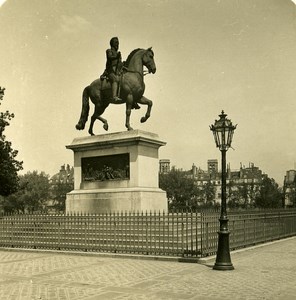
[0,237,295,300]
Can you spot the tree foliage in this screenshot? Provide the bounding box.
[160,167,283,210]
[254,176,282,208]
[0,87,23,196]
[159,168,198,210]
[51,181,73,212]
[2,171,50,213]
[200,181,216,207]
[159,168,217,210]
[49,164,74,212]
[227,181,259,209]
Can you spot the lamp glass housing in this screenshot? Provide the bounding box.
[210,111,236,151]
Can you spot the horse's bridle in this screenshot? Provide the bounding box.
[123,51,154,77]
[122,67,149,77]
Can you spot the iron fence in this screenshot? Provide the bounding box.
[0,209,295,258]
[201,209,296,256]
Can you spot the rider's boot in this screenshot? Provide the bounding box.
[132,102,141,109]
[112,82,122,102]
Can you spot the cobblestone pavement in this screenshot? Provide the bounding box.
[0,237,295,300]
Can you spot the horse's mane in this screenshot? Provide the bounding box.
[124,48,142,67]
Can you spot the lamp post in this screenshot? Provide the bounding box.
[210,110,237,271]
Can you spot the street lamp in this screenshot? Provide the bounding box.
[210,110,237,271]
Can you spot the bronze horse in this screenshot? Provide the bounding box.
[76,48,156,135]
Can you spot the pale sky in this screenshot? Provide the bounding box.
[1,0,296,185]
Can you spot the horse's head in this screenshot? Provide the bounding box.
[142,47,156,74]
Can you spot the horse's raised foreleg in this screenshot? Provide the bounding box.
[138,96,153,123]
[125,95,133,131]
[88,104,108,135]
[98,116,109,131]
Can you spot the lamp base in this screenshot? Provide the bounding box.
[213,262,234,271]
[213,230,234,271]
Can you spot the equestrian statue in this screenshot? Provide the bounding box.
[76,37,156,136]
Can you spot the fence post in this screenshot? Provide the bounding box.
[263,212,266,242]
[253,217,256,245]
[166,212,169,256]
[162,211,165,253]
[150,211,152,255]
[11,221,14,248]
[195,211,199,257]
[146,211,149,255]
[230,219,234,250]
[181,220,184,257]
[158,211,161,254]
[185,211,188,257]
[33,221,36,249]
[278,211,281,239]
[114,217,117,253]
[200,212,203,257]
[206,221,209,256]
[190,211,193,256]
[84,220,88,252]
[58,221,61,250]
[243,219,246,247]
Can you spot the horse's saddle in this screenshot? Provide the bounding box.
[99,71,140,110]
[100,71,109,81]
[100,62,128,81]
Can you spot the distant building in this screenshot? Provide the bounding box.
[283,170,296,207]
[181,160,263,205]
[48,164,74,212]
[50,164,74,185]
[159,158,264,205]
[207,159,218,175]
[159,159,171,174]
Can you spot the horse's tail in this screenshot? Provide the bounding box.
[75,86,90,130]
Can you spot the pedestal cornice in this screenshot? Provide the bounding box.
[66,130,166,152]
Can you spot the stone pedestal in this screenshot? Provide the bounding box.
[66,130,168,213]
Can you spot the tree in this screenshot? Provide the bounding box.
[288,187,296,208]
[50,164,74,212]
[229,183,256,209]
[0,87,23,196]
[254,176,282,208]
[200,180,216,207]
[51,181,73,212]
[227,180,240,208]
[2,171,50,213]
[159,168,200,210]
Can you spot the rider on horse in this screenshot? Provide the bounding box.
[100,37,140,109]
[101,37,122,102]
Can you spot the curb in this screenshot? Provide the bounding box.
[197,236,296,264]
[0,247,186,263]
[0,236,294,264]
